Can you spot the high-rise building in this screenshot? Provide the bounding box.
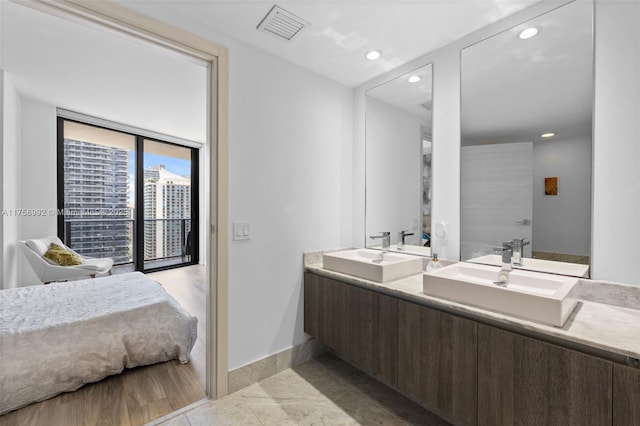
[143,165,191,260]
[62,139,132,264]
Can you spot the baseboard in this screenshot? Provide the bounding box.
[227,337,327,394]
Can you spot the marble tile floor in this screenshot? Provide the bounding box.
[152,352,451,426]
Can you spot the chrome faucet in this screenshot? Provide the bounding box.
[511,238,530,267]
[493,241,513,287]
[370,231,391,255]
[397,230,414,250]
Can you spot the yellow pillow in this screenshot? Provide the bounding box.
[43,243,83,266]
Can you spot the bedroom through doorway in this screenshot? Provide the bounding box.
[0,0,225,422]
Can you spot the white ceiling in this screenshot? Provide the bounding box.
[367,63,433,124]
[1,1,207,143]
[115,0,543,88]
[4,0,587,145]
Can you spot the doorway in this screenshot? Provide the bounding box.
[2,0,229,409]
[460,141,533,260]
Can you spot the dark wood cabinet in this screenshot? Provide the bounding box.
[304,272,635,426]
[344,284,398,385]
[397,299,478,426]
[478,324,613,426]
[303,272,345,353]
[614,363,640,426]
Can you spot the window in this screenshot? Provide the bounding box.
[57,118,199,272]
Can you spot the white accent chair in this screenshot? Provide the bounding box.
[19,236,114,284]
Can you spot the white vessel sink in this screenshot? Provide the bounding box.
[323,249,423,283]
[423,262,579,327]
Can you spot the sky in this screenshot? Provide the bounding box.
[127,151,191,206]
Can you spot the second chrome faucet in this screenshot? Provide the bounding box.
[493,237,531,286]
[494,241,513,286]
[511,237,530,266]
[397,230,414,250]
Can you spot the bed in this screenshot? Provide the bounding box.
[0,272,197,414]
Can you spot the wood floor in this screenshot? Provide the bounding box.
[0,265,207,426]
[148,265,207,390]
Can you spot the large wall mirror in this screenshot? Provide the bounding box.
[460,0,593,276]
[365,63,433,256]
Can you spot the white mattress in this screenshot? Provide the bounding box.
[0,272,197,414]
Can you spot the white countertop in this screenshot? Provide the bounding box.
[305,262,640,360]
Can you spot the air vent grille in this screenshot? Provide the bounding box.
[420,101,433,111]
[257,5,310,42]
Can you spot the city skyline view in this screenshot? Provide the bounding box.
[63,135,194,266]
[62,139,131,264]
[127,151,191,207]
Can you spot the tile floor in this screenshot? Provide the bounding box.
[153,353,451,426]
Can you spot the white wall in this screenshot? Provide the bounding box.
[0,71,3,284]
[226,40,353,370]
[592,0,640,285]
[18,99,58,286]
[533,134,591,256]
[2,73,21,289]
[365,97,423,246]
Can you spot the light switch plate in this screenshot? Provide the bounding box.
[233,222,251,241]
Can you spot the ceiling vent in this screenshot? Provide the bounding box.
[257,5,310,42]
[420,101,433,111]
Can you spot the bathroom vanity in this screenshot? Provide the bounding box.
[303,253,640,426]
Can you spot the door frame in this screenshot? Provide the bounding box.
[20,0,229,399]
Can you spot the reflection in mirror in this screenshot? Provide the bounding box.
[460,1,593,277]
[365,64,433,257]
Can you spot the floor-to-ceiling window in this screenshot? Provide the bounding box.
[57,118,198,272]
[139,138,198,270]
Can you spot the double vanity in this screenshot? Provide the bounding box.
[304,249,640,426]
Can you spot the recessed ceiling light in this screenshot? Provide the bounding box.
[519,26,540,40]
[540,132,556,138]
[408,75,421,83]
[365,50,382,61]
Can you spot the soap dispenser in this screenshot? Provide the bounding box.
[426,252,442,272]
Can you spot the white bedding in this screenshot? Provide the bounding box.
[0,272,197,414]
